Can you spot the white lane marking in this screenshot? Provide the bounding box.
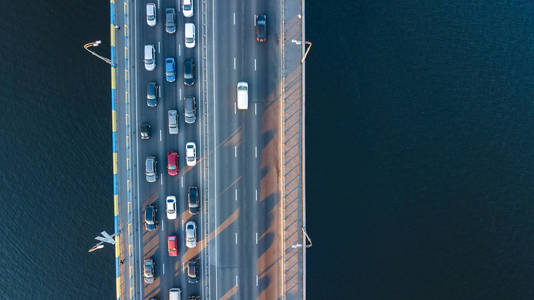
[157,0,160,8]
[163,263,165,275]
[160,173,163,185]
[160,129,162,141]
[236,275,239,286]
[158,41,161,53]
[233,12,236,25]
[234,146,237,158]
[235,188,238,201]
[235,232,238,245]
[182,262,185,270]
[213,0,219,297]
[255,189,258,201]
[179,88,182,100]
[254,59,257,71]
[162,221,164,231]
[256,232,259,245]
[255,146,257,158]
[234,102,237,114]
[181,176,184,187]
[179,44,181,57]
[255,104,257,115]
[254,14,257,25]
[233,57,236,70]
[256,275,259,286]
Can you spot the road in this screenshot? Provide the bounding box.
[206,0,283,299]
[115,0,287,298]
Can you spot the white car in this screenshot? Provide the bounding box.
[182,0,193,17]
[166,196,177,220]
[237,82,248,110]
[185,221,197,248]
[185,23,196,48]
[168,110,178,135]
[146,3,156,27]
[186,142,196,166]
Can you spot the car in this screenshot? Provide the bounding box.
[165,58,176,82]
[167,151,179,176]
[140,123,151,140]
[143,258,155,284]
[237,81,248,110]
[168,235,178,256]
[186,142,196,166]
[144,44,156,71]
[185,220,197,248]
[166,195,177,219]
[169,288,182,299]
[188,186,199,214]
[256,14,267,43]
[184,96,196,124]
[147,81,158,107]
[165,8,176,34]
[146,3,156,27]
[182,0,193,17]
[187,260,199,283]
[185,23,196,48]
[145,203,157,231]
[184,58,195,86]
[168,110,179,134]
[145,156,158,183]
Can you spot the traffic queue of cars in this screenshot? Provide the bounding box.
[140,1,200,297]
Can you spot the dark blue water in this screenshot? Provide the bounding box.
[307,0,534,299]
[2,0,534,299]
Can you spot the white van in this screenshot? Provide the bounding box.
[168,110,178,134]
[169,288,181,300]
[185,23,196,48]
[237,82,248,110]
[144,44,156,71]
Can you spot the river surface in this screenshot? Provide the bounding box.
[1,0,534,299]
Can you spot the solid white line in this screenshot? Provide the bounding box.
[255,104,257,115]
[233,12,236,25]
[235,188,238,201]
[181,176,184,187]
[162,263,165,275]
[256,232,258,244]
[255,146,257,158]
[255,189,258,201]
[234,146,237,158]
[158,41,161,53]
[254,59,257,71]
[160,129,162,141]
[213,0,219,297]
[236,275,238,286]
[233,57,236,70]
[256,275,259,286]
[235,232,238,245]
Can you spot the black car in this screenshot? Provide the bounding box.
[184,58,195,86]
[187,260,199,283]
[188,186,199,214]
[255,14,267,43]
[145,204,157,231]
[147,81,158,107]
[184,96,196,124]
[140,123,151,140]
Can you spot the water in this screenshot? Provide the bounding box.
[1,0,534,299]
[306,0,534,299]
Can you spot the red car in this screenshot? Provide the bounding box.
[167,151,179,175]
[168,235,178,256]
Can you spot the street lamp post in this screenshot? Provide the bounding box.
[83,40,112,65]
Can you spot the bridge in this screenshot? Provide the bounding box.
[104,0,307,299]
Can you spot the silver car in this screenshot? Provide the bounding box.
[165,8,176,34]
[143,258,155,284]
[145,156,158,183]
[184,96,196,124]
[185,220,197,248]
[168,110,179,134]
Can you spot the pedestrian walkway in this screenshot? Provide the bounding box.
[281,0,306,299]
